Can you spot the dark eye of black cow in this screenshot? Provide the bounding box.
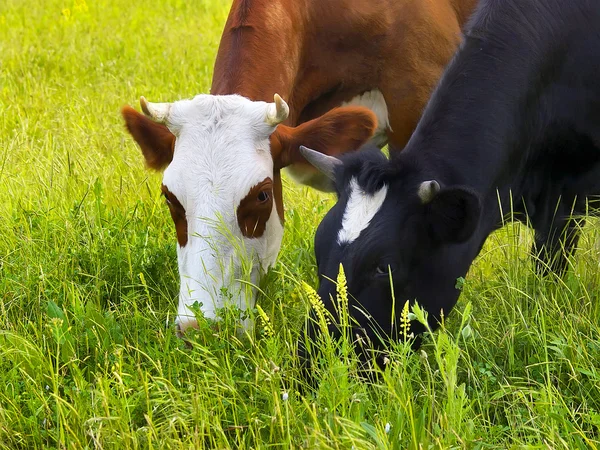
[375,264,394,277]
[257,190,270,203]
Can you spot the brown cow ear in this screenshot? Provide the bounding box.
[121,106,175,171]
[271,106,377,191]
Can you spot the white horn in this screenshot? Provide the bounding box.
[265,93,289,126]
[140,96,172,124]
[299,146,342,181]
[418,180,441,204]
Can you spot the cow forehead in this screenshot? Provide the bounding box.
[162,95,275,209]
[170,94,273,137]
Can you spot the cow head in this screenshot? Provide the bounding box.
[300,145,482,360]
[122,94,376,333]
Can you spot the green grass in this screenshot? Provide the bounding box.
[1,0,600,448]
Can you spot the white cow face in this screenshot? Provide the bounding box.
[122,93,379,334]
[124,94,287,332]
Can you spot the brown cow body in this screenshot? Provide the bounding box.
[213,0,478,143]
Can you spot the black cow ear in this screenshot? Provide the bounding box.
[425,186,481,244]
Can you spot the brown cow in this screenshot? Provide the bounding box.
[122,0,479,333]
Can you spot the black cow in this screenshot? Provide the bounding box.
[300,0,600,360]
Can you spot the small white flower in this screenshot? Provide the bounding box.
[45,385,50,391]
[383,356,390,365]
[384,422,391,434]
[282,392,289,401]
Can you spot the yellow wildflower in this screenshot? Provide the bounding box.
[400,300,411,341]
[255,304,275,338]
[303,282,331,331]
[336,263,348,318]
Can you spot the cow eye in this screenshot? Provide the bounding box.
[257,190,271,203]
[375,264,393,276]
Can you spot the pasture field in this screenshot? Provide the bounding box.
[1,0,600,448]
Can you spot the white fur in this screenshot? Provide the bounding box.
[342,89,391,146]
[337,177,388,245]
[161,94,283,332]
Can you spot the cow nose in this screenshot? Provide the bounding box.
[174,315,199,336]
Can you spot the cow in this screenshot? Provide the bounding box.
[301,0,600,362]
[121,0,479,333]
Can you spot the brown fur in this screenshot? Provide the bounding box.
[213,0,478,147]
[272,107,378,169]
[237,177,274,238]
[161,184,188,247]
[122,107,175,171]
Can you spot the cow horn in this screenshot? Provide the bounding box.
[265,94,289,126]
[418,180,441,204]
[140,96,172,124]
[299,146,342,181]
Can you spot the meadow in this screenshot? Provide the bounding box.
[1,0,600,448]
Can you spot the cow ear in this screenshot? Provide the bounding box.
[421,183,481,244]
[121,105,175,171]
[271,106,377,191]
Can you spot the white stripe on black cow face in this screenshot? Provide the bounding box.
[338,177,388,245]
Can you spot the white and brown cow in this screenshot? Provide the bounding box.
[122,0,479,333]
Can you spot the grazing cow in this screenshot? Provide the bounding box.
[121,0,478,333]
[301,0,600,359]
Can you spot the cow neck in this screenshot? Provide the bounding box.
[403,29,548,197]
[210,0,307,122]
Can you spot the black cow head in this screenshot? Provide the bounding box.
[300,145,482,363]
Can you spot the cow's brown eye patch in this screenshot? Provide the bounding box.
[161,184,188,247]
[237,178,274,238]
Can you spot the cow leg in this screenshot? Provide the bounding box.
[532,217,584,276]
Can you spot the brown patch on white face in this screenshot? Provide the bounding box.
[161,184,188,247]
[273,171,285,224]
[237,178,274,238]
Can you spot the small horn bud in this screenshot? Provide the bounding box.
[418,180,441,204]
[140,96,172,124]
[265,93,289,126]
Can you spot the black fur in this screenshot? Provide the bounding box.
[302,0,600,366]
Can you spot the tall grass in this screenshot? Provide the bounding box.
[1,0,600,447]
